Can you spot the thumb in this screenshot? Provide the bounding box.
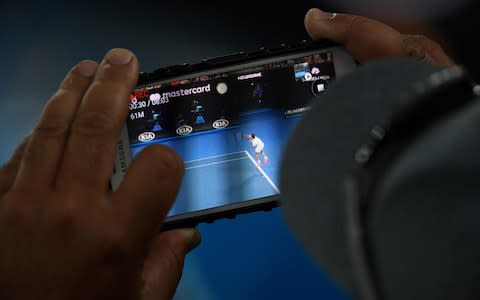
[304,8,454,66]
[304,8,405,63]
[141,228,201,300]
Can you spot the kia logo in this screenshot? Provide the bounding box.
[212,119,229,129]
[176,125,193,136]
[138,132,155,142]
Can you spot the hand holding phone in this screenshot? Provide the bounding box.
[304,8,454,66]
[0,48,199,300]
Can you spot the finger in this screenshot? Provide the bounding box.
[12,60,99,191]
[114,145,184,241]
[305,8,404,62]
[304,8,455,67]
[0,136,30,196]
[56,49,139,192]
[141,228,201,300]
[402,34,455,67]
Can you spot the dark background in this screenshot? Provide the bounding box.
[0,1,477,299]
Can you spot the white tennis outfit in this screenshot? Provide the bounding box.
[250,136,264,153]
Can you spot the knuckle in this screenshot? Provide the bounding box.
[47,200,79,229]
[102,224,135,257]
[34,95,74,138]
[35,116,70,138]
[417,35,443,53]
[402,34,427,60]
[73,110,116,137]
[412,34,428,42]
[411,34,437,48]
[402,34,452,66]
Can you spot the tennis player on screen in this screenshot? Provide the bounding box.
[246,133,269,168]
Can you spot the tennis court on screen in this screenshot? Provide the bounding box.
[168,151,279,217]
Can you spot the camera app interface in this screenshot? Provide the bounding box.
[126,51,336,217]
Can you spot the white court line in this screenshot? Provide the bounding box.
[243,150,280,193]
[184,151,245,163]
[185,157,249,170]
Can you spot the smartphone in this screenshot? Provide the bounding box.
[111,40,357,229]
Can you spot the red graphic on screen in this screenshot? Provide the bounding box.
[130,88,149,101]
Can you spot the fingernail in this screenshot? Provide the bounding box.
[106,48,133,65]
[76,60,98,77]
[309,8,337,20]
[179,228,202,252]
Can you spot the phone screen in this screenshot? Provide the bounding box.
[113,45,356,225]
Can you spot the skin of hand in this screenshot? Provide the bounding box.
[0,48,201,300]
[304,8,455,67]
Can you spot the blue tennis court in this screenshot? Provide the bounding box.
[130,108,302,217]
[168,151,279,217]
